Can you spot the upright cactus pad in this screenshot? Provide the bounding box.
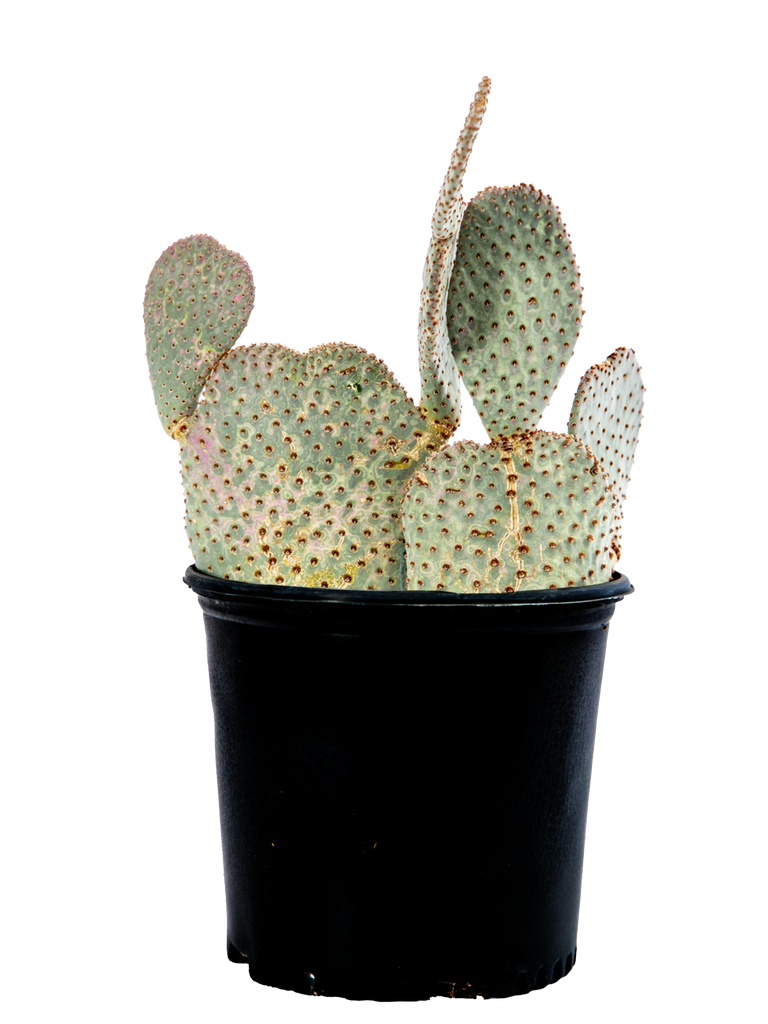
[429,77,490,242]
[447,186,582,438]
[403,433,615,592]
[565,344,651,561]
[418,77,490,433]
[569,347,644,510]
[145,235,255,437]
[182,342,443,589]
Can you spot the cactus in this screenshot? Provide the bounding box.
[146,77,642,593]
[145,235,255,438]
[180,341,442,588]
[143,80,489,590]
[404,433,615,592]
[447,185,582,436]
[568,346,644,563]
[403,100,643,592]
[418,77,490,434]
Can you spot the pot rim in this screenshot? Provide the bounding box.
[184,564,633,608]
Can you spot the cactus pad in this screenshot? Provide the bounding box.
[403,433,615,592]
[145,235,255,437]
[430,77,490,242]
[447,186,582,438]
[181,342,443,589]
[568,346,644,511]
[419,77,491,433]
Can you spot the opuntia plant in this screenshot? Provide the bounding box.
[402,169,644,592]
[145,76,642,592]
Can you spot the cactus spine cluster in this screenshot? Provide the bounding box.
[145,78,643,593]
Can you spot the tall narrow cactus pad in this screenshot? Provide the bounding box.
[447,187,582,438]
[568,346,644,511]
[145,235,255,437]
[182,342,443,589]
[419,77,491,433]
[403,433,615,593]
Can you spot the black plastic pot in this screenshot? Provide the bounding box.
[184,566,633,1001]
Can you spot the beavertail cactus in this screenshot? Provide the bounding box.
[144,230,444,587]
[144,80,491,590]
[145,236,255,438]
[403,92,643,592]
[418,77,490,434]
[146,77,643,593]
[568,346,644,562]
[181,341,442,588]
[447,185,582,436]
[404,433,615,592]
